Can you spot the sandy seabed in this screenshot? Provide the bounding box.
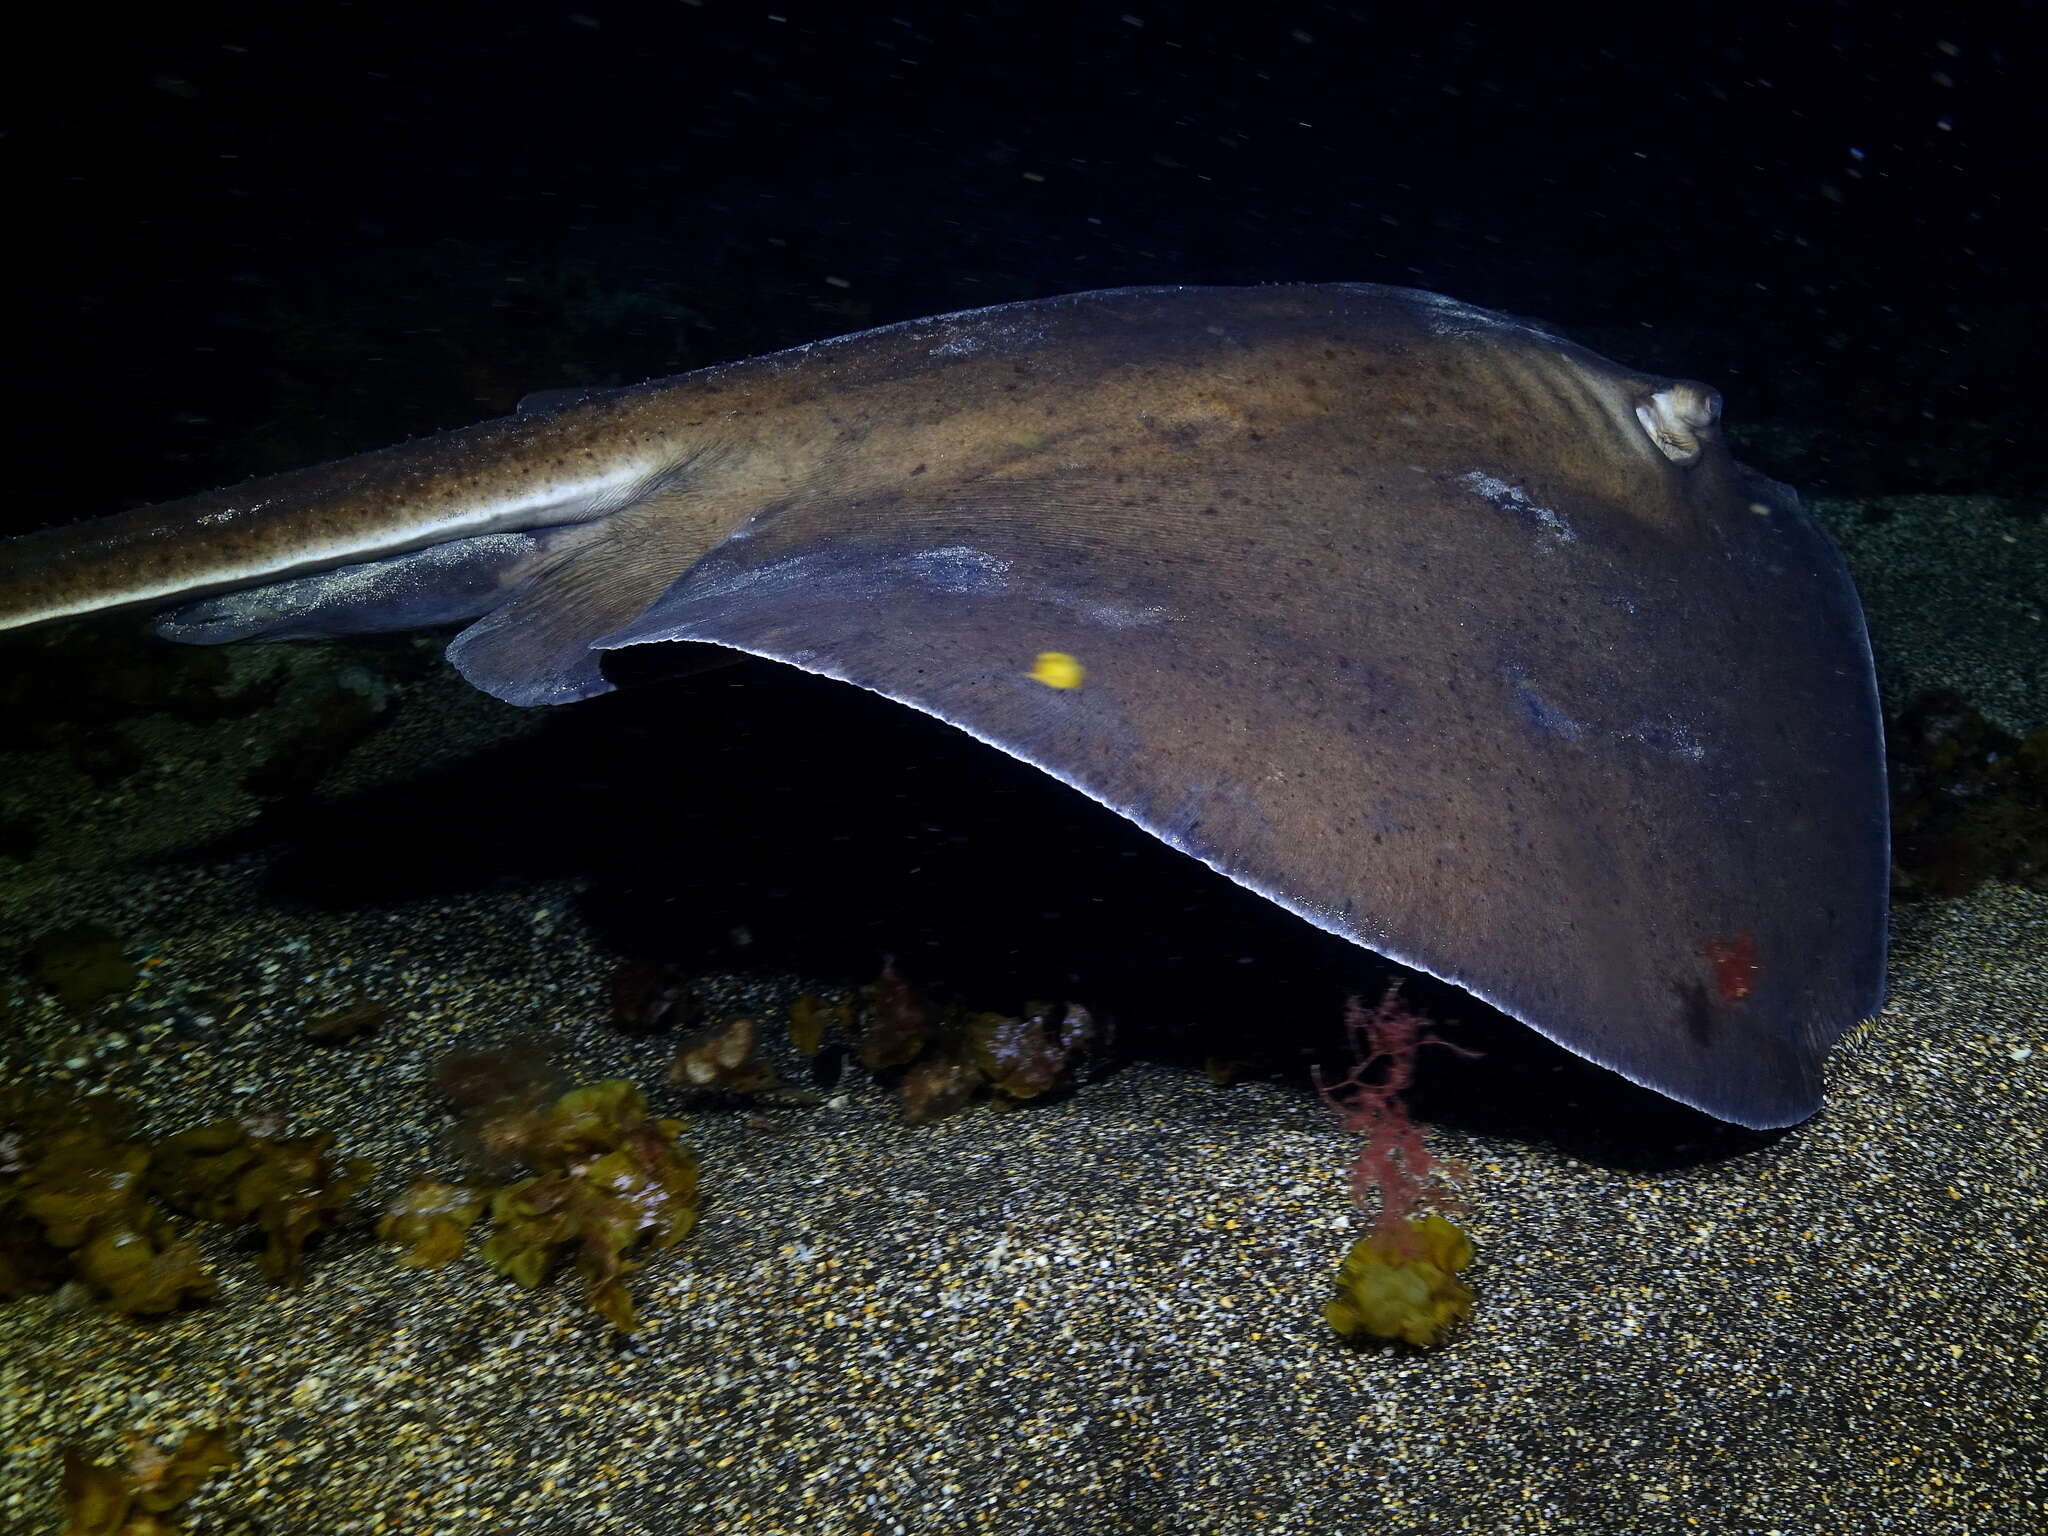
[1,493,2041,1536]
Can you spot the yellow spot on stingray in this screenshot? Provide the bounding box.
[1028,651,1085,689]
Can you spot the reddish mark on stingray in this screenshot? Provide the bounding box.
[1701,932,1760,1003]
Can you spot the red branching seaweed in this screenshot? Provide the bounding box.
[1312,983,1474,1239]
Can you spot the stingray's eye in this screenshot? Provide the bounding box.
[1635,382,1723,465]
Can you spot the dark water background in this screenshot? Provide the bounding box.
[2,2,2038,534]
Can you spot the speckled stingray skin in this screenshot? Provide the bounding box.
[0,284,1888,1126]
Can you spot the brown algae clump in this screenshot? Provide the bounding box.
[150,1118,373,1286]
[24,924,138,1011]
[786,993,850,1057]
[845,965,1107,1125]
[1,1096,214,1314]
[382,1077,699,1332]
[966,1002,1101,1103]
[483,1081,699,1331]
[1325,1214,1475,1348]
[377,1179,487,1269]
[60,1425,235,1534]
[666,1016,787,1095]
[2,1092,373,1314]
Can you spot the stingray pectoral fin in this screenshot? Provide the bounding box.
[444,479,745,706]
[594,451,1886,1129]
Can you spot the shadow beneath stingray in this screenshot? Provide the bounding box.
[189,649,1779,1173]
